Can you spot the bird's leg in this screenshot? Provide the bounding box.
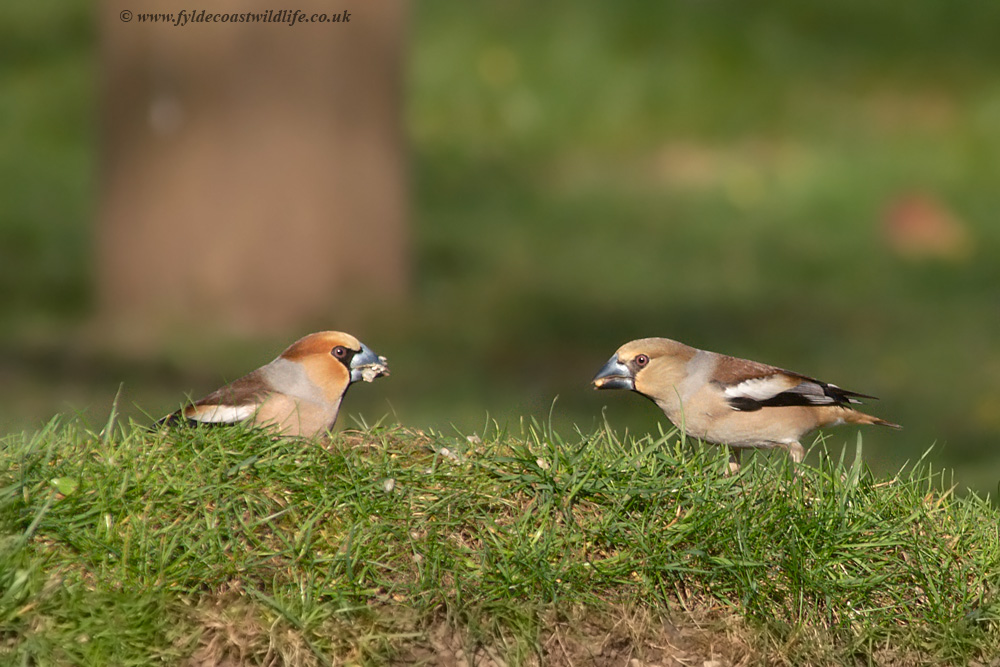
[727,447,742,475]
[787,441,804,464]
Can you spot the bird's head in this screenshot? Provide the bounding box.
[592,338,694,397]
[281,331,390,387]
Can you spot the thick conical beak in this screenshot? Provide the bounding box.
[350,343,390,383]
[592,355,634,390]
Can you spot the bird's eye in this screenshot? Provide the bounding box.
[635,354,649,368]
[331,346,349,360]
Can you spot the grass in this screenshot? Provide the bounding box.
[2,411,998,665]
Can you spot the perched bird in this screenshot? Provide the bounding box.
[159,331,389,437]
[593,338,899,468]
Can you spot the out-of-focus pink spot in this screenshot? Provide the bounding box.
[883,193,972,261]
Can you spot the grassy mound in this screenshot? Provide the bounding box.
[1,415,998,665]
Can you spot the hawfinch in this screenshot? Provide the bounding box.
[160,331,389,437]
[593,338,899,467]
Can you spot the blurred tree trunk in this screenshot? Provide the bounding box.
[97,1,409,343]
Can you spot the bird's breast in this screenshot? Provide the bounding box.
[254,393,342,437]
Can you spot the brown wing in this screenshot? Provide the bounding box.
[190,370,272,408]
[710,354,790,385]
[157,370,273,426]
[712,354,877,412]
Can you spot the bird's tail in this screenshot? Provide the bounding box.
[847,409,902,429]
[150,410,182,430]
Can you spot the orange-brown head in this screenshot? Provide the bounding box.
[278,331,389,403]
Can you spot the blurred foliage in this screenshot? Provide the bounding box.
[1,0,999,493]
[0,0,94,326]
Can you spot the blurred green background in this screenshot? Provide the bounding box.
[2,1,999,493]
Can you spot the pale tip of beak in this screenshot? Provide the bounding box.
[358,357,390,382]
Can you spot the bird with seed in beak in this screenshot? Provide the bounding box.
[159,331,389,437]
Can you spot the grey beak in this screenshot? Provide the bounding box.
[349,343,389,383]
[592,355,635,390]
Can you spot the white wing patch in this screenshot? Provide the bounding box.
[186,404,258,423]
[723,375,796,401]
